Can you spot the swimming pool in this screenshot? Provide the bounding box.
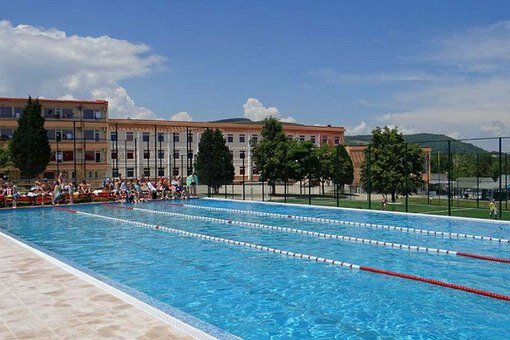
[1,198,509,338]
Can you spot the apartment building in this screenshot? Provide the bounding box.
[108,119,345,181]
[0,97,347,183]
[0,97,109,182]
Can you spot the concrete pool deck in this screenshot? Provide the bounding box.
[0,232,210,339]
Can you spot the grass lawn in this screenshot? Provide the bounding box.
[271,196,510,221]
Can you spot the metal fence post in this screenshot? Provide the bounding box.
[476,153,480,209]
[335,144,340,207]
[367,145,372,210]
[499,137,503,219]
[308,146,312,205]
[447,140,451,216]
[405,142,409,213]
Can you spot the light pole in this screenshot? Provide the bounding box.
[56,131,61,175]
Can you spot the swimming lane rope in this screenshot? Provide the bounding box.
[105,205,510,264]
[54,206,510,302]
[178,204,510,244]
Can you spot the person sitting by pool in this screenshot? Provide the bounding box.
[40,179,51,205]
[79,180,91,194]
[489,199,498,219]
[181,187,190,200]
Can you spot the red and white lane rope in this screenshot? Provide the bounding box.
[107,205,510,264]
[179,204,510,244]
[55,207,510,301]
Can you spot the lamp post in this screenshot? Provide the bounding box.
[56,131,61,175]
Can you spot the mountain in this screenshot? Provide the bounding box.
[345,133,489,154]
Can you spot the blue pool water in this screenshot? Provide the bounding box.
[1,198,510,338]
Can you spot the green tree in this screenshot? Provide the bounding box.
[252,117,290,194]
[332,144,354,193]
[361,126,425,202]
[0,148,12,168]
[195,128,234,193]
[9,97,51,178]
[314,144,334,194]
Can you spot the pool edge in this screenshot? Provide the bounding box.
[0,229,237,340]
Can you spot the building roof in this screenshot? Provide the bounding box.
[109,118,345,133]
[0,97,108,105]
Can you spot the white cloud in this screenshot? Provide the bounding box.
[346,121,371,135]
[242,97,296,123]
[0,20,163,119]
[170,111,193,122]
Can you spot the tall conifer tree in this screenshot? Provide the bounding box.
[9,97,51,178]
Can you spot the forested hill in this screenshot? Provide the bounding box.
[345,133,489,154]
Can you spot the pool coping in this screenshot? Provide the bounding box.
[0,228,238,340]
[202,197,510,225]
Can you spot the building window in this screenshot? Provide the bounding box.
[127,150,134,159]
[173,150,180,159]
[83,109,94,119]
[126,132,134,141]
[158,167,165,177]
[110,132,117,141]
[158,150,164,159]
[62,130,73,140]
[142,132,150,142]
[0,128,13,141]
[240,151,245,159]
[227,134,233,143]
[83,130,100,141]
[310,136,316,144]
[0,107,13,118]
[251,134,258,143]
[143,168,151,177]
[46,130,56,141]
[143,150,150,159]
[287,135,293,140]
[85,151,95,161]
[322,136,328,144]
[63,151,74,162]
[95,151,101,163]
[111,150,118,159]
[158,133,164,142]
[187,132,193,143]
[126,168,134,178]
[172,167,179,176]
[229,150,233,159]
[55,151,62,163]
[239,134,245,143]
[14,107,23,118]
[187,151,194,160]
[334,136,340,145]
[62,108,74,119]
[240,166,246,175]
[83,109,101,119]
[299,135,305,142]
[173,132,180,143]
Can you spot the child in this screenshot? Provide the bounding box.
[489,199,498,219]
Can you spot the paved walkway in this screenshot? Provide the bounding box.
[0,232,200,339]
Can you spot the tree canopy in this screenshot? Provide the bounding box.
[252,117,355,195]
[252,117,290,192]
[361,126,425,202]
[195,128,234,193]
[9,97,51,178]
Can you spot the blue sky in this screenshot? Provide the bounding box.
[1,0,510,141]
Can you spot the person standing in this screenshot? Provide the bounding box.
[186,172,198,197]
[489,199,498,219]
